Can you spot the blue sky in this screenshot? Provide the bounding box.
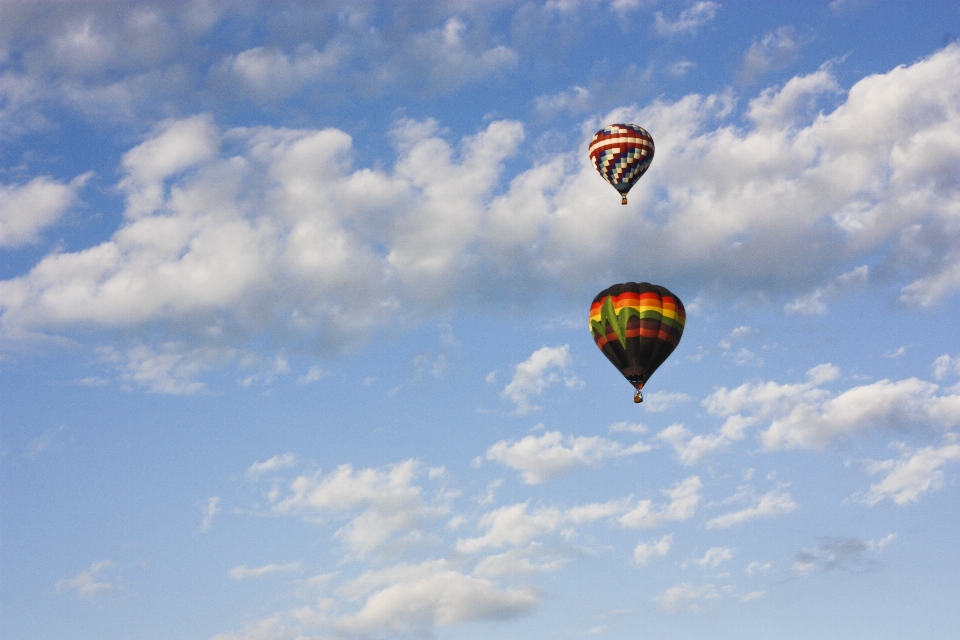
[2,1,959,638]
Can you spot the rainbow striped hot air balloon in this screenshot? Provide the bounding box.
[589,123,655,204]
[589,282,685,403]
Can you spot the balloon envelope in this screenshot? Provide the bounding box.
[589,124,654,204]
[589,282,685,397]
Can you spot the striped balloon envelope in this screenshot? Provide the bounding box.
[589,282,685,403]
[589,123,655,204]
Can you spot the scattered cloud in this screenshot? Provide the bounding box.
[331,560,536,635]
[706,489,797,528]
[229,562,301,580]
[502,346,582,414]
[701,363,960,451]
[55,560,116,597]
[201,496,221,532]
[860,439,960,505]
[620,476,703,529]
[786,265,868,315]
[2,48,960,374]
[25,424,69,458]
[695,546,734,569]
[247,453,297,479]
[655,2,721,36]
[739,26,805,83]
[456,497,629,553]
[0,174,89,248]
[643,391,694,412]
[485,430,650,484]
[633,533,673,565]
[933,354,960,380]
[655,582,720,613]
[793,537,886,574]
[270,459,448,557]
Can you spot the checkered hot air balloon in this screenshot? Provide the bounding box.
[589,124,654,204]
[589,282,685,403]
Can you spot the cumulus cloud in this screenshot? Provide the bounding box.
[655,582,720,613]
[654,2,720,36]
[700,363,960,451]
[642,391,694,412]
[534,85,591,117]
[860,439,960,505]
[271,460,447,557]
[485,430,650,484]
[201,496,221,532]
[55,560,115,597]
[706,489,797,529]
[739,26,804,83]
[633,533,673,565]
[933,354,960,380]
[247,453,297,479]
[229,562,301,580]
[456,497,629,553]
[212,43,343,102]
[3,47,960,384]
[332,560,535,635]
[658,415,754,465]
[502,346,582,413]
[619,476,703,529]
[695,546,733,569]
[0,174,89,248]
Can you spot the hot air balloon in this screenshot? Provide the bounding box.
[589,282,685,403]
[589,124,654,204]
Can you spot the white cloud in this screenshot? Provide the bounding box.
[272,460,446,557]
[695,546,733,569]
[0,174,89,248]
[3,47,960,378]
[633,533,673,565]
[485,430,650,484]
[740,26,803,83]
[55,560,115,597]
[745,561,771,575]
[706,489,797,529]
[456,497,628,553]
[642,391,694,412]
[719,325,753,350]
[699,364,960,451]
[247,453,297,479]
[620,476,703,529]
[332,560,535,634]
[201,496,221,532]
[933,354,960,380]
[786,265,868,315]
[861,439,960,505]
[210,616,287,640]
[473,543,567,577]
[229,562,301,580]
[534,85,591,116]
[607,421,647,434]
[654,582,720,613]
[657,415,753,465]
[296,365,327,385]
[406,18,518,93]
[655,2,720,36]
[502,345,582,413]
[214,43,343,102]
[761,378,960,450]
